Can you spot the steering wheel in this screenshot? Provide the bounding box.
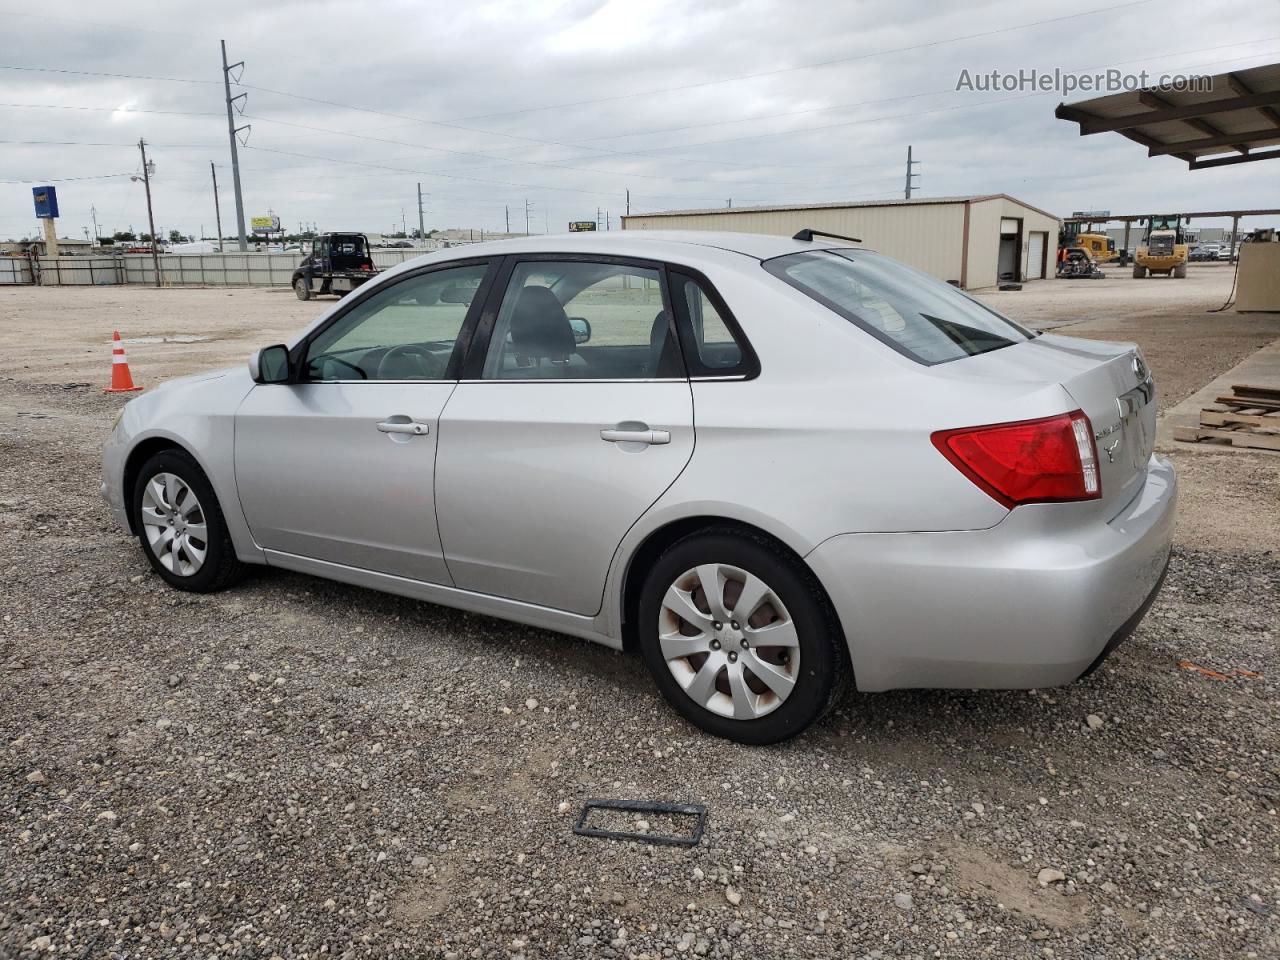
[376,344,441,380]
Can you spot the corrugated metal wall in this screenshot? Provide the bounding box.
[624,204,967,285]
[965,198,1061,288]
[624,198,1061,290]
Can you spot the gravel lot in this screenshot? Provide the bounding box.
[1,276,1278,959]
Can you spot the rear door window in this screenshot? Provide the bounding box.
[764,249,1034,364]
[480,259,681,380]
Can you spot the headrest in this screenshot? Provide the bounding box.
[510,286,575,360]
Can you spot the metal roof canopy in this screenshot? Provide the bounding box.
[1063,208,1280,224]
[1055,63,1280,169]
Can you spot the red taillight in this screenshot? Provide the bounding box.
[361,263,372,271]
[931,411,1101,508]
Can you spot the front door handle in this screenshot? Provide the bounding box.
[377,418,429,436]
[600,427,671,445]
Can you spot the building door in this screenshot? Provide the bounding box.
[998,217,1023,282]
[1027,231,1047,279]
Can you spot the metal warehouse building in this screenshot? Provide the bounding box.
[621,195,1062,290]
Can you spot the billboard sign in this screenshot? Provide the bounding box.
[33,186,59,219]
[568,221,597,232]
[251,215,281,234]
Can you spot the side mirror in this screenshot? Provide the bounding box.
[249,344,291,384]
[568,316,592,344]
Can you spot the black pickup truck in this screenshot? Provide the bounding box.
[292,233,377,300]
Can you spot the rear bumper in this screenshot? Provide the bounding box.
[807,455,1177,692]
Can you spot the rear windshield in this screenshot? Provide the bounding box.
[764,249,1034,364]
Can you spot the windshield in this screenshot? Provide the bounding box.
[764,249,1034,365]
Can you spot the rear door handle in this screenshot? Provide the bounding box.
[600,427,671,445]
[377,419,429,436]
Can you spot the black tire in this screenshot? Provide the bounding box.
[637,529,849,745]
[294,277,311,301]
[131,449,247,593]
[1173,263,1187,279]
[1132,264,1146,279]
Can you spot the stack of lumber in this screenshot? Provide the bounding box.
[1174,384,1280,451]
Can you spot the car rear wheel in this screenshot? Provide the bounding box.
[637,530,848,744]
[132,449,246,593]
[294,277,311,301]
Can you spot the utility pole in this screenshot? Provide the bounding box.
[401,207,407,237]
[524,199,533,235]
[221,40,249,251]
[505,205,510,234]
[904,145,921,200]
[597,206,602,230]
[626,189,630,217]
[417,183,425,240]
[137,139,160,288]
[210,162,224,253]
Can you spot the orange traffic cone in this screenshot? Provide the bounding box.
[105,330,143,393]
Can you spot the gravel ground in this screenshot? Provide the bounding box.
[2,382,1279,959]
[2,277,1279,958]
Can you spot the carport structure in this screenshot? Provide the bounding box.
[1054,62,1280,170]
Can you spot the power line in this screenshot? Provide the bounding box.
[239,143,900,208]
[0,64,216,84]
[580,36,1280,144]
[441,0,1157,122]
[629,45,1280,154]
[0,172,133,184]
[0,102,222,119]
[236,111,896,189]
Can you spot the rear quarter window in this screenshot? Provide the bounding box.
[763,249,1034,365]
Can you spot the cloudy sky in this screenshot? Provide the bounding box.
[3,0,1278,242]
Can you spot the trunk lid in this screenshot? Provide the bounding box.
[944,333,1156,513]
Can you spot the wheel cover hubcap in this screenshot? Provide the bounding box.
[141,472,208,576]
[659,563,800,720]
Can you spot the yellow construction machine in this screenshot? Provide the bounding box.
[1059,222,1117,264]
[1133,215,1190,278]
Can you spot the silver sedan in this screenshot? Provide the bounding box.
[102,231,1176,743]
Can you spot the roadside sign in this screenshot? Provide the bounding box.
[33,186,59,219]
[251,215,281,234]
[568,221,597,232]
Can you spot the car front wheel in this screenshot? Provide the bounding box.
[638,530,848,744]
[132,449,246,592]
[294,277,311,301]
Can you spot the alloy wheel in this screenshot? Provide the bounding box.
[140,472,208,577]
[658,563,800,720]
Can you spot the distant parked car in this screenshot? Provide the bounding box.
[102,231,1176,743]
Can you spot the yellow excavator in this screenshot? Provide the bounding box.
[1133,215,1189,278]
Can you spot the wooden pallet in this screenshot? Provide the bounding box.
[1174,384,1280,451]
